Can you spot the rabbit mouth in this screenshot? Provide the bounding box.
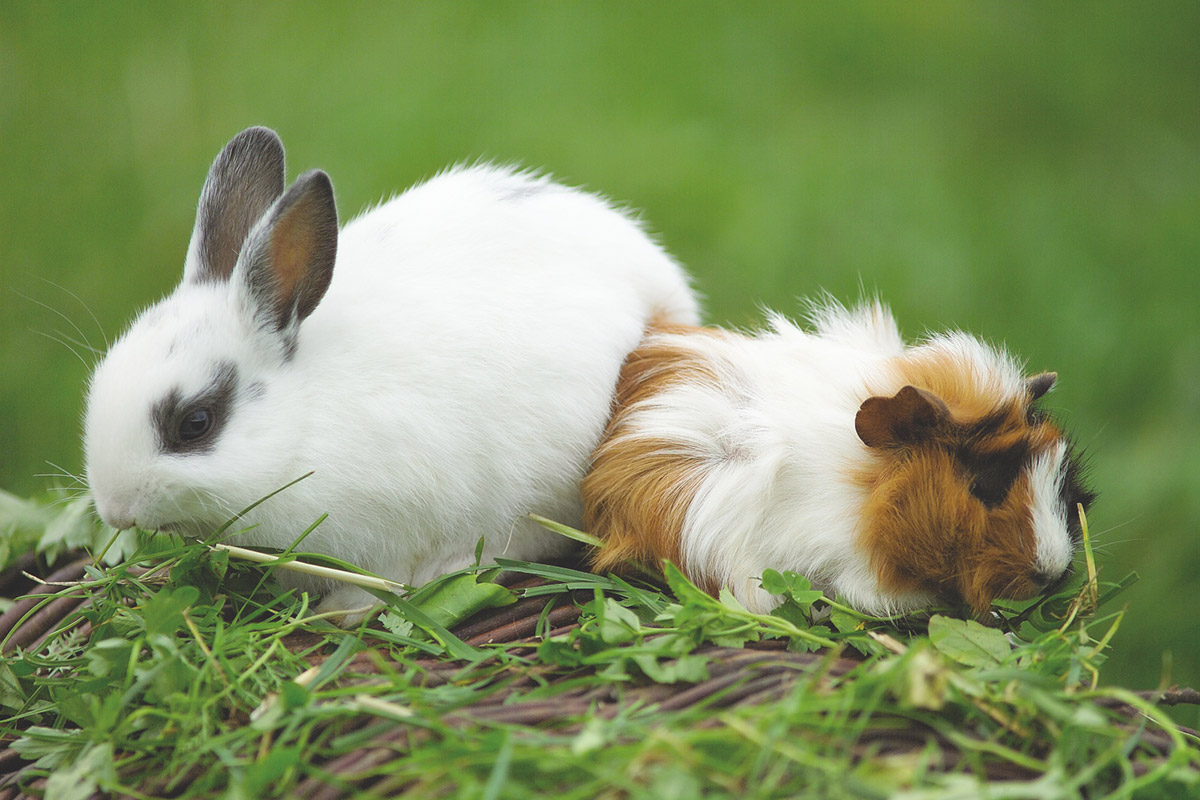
[140,520,188,536]
[147,519,211,539]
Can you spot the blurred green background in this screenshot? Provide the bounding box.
[1,3,1197,691]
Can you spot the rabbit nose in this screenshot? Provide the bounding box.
[94,499,136,531]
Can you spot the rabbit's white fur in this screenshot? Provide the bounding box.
[85,129,698,618]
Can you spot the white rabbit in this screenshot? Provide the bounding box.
[84,127,699,619]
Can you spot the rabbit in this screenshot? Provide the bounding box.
[582,300,1094,617]
[83,126,699,621]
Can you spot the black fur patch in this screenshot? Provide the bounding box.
[955,443,1029,509]
[152,363,238,454]
[1060,449,1096,543]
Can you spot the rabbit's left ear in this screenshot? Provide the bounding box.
[236,169,338,336]
[185,127,286,285]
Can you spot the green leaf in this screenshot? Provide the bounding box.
[571,716,609,756]
[668,654,710,683]
[230,745,304,800]
[761,570,827,614]
[142,585,201,637]
[378,611,414,637]
[928,615,1011,667]
[374,591,484,661]
[86,638,133,679]
[770,599,811,630]
[44,741,115,800]
[0,662,30,712]
[897,646,950,710]
[537,636,585,668]
[829,606,863,634]
[595,597,641,645]
[407,572,517,630]
[170,546,229,603]
[663,561,712,606]
[38,494,102,559]
[280,680,310,711]
[11,726,85,769]
[717,587,749,613]
[0,489,113,569]
[632,653,711,684]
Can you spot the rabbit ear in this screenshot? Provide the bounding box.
[184,127,286,285]
[237,169,338,335]
[856,385,949,448]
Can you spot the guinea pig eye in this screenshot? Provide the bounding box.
[969,475,1009,509]
[963,448,1025,509]
[178,408,214,442]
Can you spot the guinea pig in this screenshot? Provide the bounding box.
[84,127,699,620]
[582,300,1094,617]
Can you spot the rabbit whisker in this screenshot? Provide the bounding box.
[30,274,111,351]
[28,327,93,371]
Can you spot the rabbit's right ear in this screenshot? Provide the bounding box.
[236,169,338,337]
[184,127,286,285]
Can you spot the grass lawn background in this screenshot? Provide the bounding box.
[1,3,1197,694]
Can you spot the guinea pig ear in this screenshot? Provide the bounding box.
[856,385,950,449]
[236,169,338,336]
[184,127,286,285]
[1025,372,1057,401]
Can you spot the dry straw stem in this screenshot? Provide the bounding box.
[211,543,408,594]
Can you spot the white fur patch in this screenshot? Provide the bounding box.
[85,159,700,611]
[1028,440,1073,577]
[622,304,915,616]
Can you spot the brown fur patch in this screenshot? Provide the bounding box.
[582,320,728,588]
[858,353,1068,613]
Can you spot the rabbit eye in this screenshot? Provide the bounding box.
[152,363,238,454]
[178,408,214,442]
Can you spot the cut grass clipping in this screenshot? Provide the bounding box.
[0,489,1197,798]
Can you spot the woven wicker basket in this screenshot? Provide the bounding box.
[0,554,1195,798]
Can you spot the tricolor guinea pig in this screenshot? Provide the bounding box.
[83,127,698,620]
[582,301,1094,616]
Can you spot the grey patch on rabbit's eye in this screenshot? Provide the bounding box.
[152,362,238,454]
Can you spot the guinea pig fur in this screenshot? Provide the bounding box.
[582,301,1094,617]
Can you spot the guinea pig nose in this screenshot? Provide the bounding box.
[1030,569,1060,591]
